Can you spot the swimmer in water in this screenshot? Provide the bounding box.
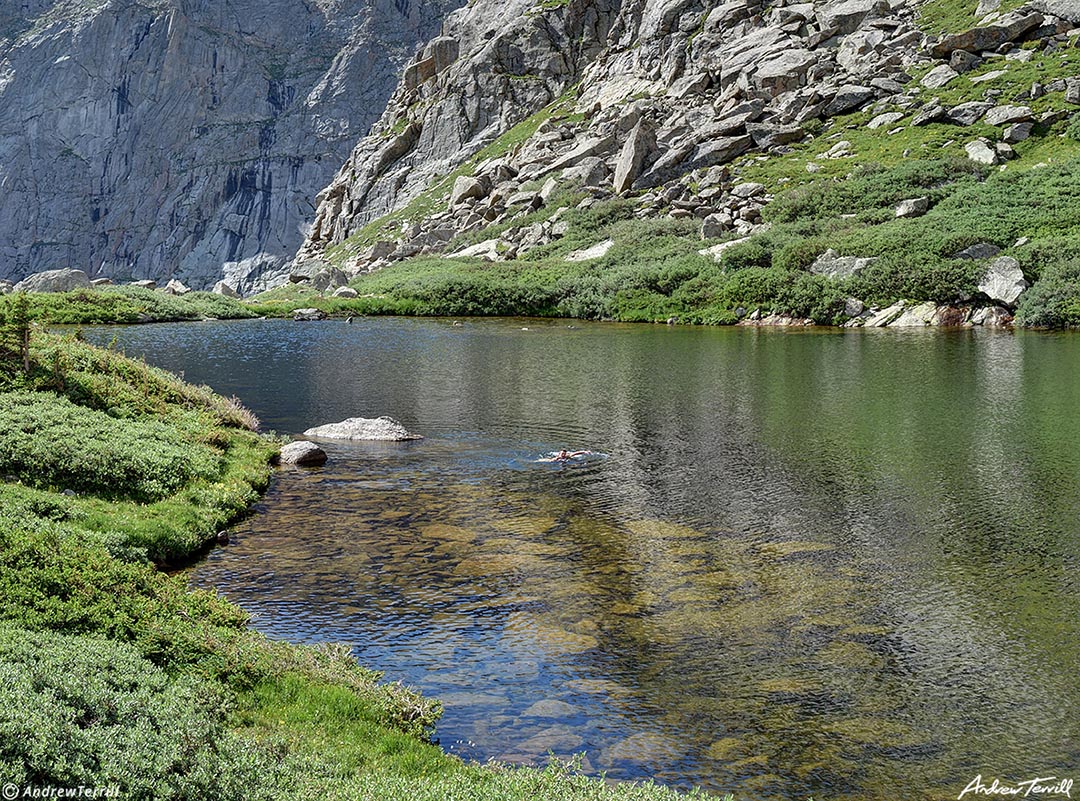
[550,449,591,462]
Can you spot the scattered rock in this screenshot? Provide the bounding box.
[809,248,877,280]
[212,281,240,298]
[921,64,960,89]
[964,139,1000,165]
[929,11,1044,59]
[613,119,657,194]
[303,416,422,441]
[977,256,1028,306]
[163,278,190,295]
[276,441,328,466]
[983,105,1033,126]
[333,286,359,298]
[947,101,994,126]
[1002,122,1034,143]
[565,239,615,262]
[895,197,929,218]
[955,242,1002,259]
[867,111,904,129]
[450,175,488,206]
[293,308,328,321]
[14,268,92,293]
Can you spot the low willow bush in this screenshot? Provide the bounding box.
[0,286,257,325]
[0,625,286,801]
[0,391,219,501]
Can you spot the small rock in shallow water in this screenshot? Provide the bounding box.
[277,440,328,466]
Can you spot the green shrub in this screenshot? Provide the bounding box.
[0,391,219,501]
[1015,261,1080,327]
[0,624,294,801]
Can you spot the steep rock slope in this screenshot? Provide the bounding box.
[298,0,931,268]
[292,0,1080,329]
[0,0,461,291]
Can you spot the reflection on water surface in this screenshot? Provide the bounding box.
[87,318,1080,799]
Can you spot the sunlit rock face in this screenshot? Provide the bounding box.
[0,0,462,292]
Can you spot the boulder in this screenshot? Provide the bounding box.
[698,237,750,262]
[867,111,904,129]
[0,280,13,295]
[543,134,617,176]
[977,256,1028,306]
[949,49,982,73]
[731,182,765,199]
[333,286,359,298]
[276,441,328,466]
[753,49,817,96]
[450,175,488,206]
[566,239,615,262]
[130,279,157,290]
[163,278,190,295]
[311,267,348,292]
[921,64,959,89]
[700,214,730,240]
[965,140,1000,165]
[91,277,114,287]
[303,416,423,441]
[929,11,1044,59]
[983,105,1033,126]
[1030,0,1080,23]
[293,308,328,321]
[817,0,890,34]
[947,101,995,126]
[825,84,875,115]
[954,241,1002,260]
[290,259,331,284]
[1002,122,1034,143]
[14,268,92,293]
[612,119,657,194]
[955,242,1001,260]
[911,100,947,126]
[888,301,938,326]
[970,306,1014,326]
[895,197,929,218]
[212,281,240,298]
[809,249,877,280]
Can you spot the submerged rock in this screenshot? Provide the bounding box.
[303,416,422,441]
[276,441,328,466]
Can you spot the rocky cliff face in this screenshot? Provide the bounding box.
[296,0,1077,282]
[297,0,931,270]
[0,0,461,292]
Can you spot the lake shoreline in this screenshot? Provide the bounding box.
[0,328,697,800]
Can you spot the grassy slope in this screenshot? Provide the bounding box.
[0,330,695,801]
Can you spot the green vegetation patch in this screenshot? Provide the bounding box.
[0,286,257,326]
[0,391,219,502]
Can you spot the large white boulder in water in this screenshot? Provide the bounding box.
[303,416,422,441]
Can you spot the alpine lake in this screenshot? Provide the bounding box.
[86,317,1080,800]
